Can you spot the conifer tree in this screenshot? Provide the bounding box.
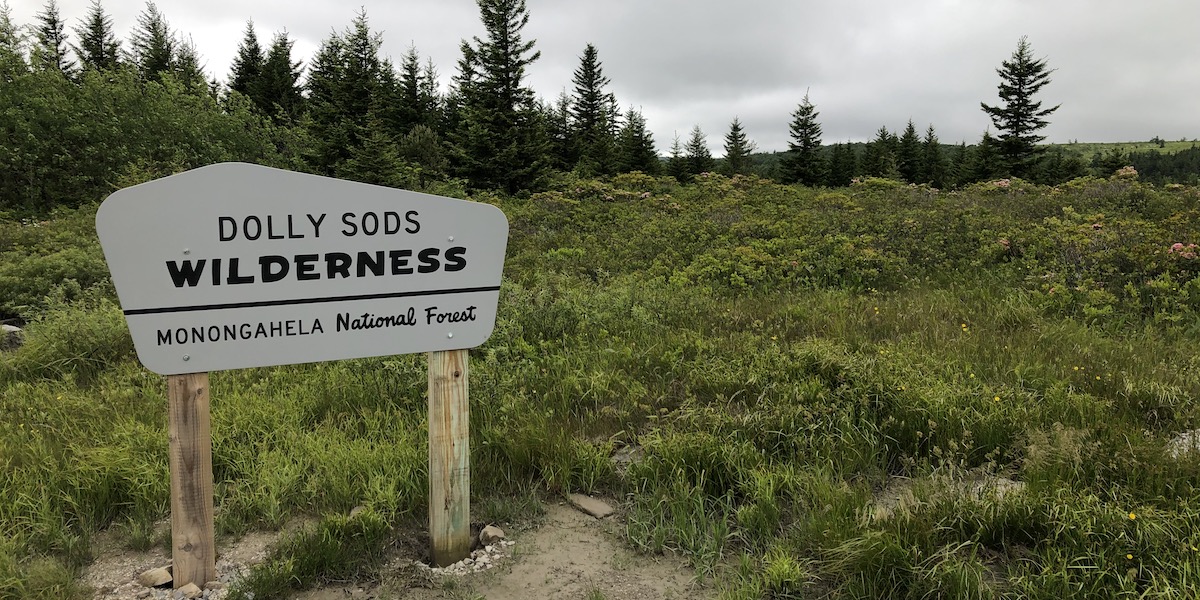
[339,10,383,129]
[968,131,1004,182]
[338,108,405,187]
[305,33,348,174]
[722,117,756,176]
[452,0,546,192]
[860,126,898,179]
[71,0,119,71]
[304,11,384,175]
[0,1,27,79]
[666,133,689,182]
[174,34,206,90]
[543,91,573,171]
[33,0,75,75]
[570,43,616,174]
[948,142,969,186]
[920,124,946,187]
[1034,147,1086,185]
[616,106,658,174]
[131,2,174,82]
[399,124,448,187]
[781,93,825,186]
[981,36,1059,179]
[419,58,441,127]
[826,142,857,187]
[684,125,714,177]
[257,31,304,121]
[229,21,264,100]
[897,119,921,183]
[396,46,439,133]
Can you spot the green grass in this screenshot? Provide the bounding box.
[3,173,1200,598]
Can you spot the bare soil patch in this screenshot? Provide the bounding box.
[80,500,713,600]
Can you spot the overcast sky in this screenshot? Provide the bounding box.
[9,0,1200,154]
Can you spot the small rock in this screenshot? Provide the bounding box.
[135,590,152,599]
[175,583,202,599]
[568,493,614,518]
[138,567,173,588]
[479,524,506,545]
[1,324,21,351]
[1168,430,1200,458]
[203,581,223,590]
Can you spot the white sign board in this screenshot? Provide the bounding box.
[96,163,509,375]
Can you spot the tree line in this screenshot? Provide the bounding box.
[0,0,1188,215]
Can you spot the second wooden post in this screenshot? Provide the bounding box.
[428,349,471,566]
[167,372,217,588]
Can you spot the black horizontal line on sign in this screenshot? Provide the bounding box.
[123,286,502,316]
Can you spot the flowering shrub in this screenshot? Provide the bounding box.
[1114,165,1139,180]
[1168,242,1197,260]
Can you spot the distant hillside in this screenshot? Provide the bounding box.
[1048,139,1199,156]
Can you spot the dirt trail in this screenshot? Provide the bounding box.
[84,501,714,600]
[401,501,707,600]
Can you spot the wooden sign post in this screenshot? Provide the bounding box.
[96,164,509,583]
[167,373,217,588]
[428,349,471,566]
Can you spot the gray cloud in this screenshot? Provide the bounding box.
[11,0,1200,154]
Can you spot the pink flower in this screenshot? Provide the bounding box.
[1171,243,1185,253]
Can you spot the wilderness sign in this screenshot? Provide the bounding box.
[96,162,509,375]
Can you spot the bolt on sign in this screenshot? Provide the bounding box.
[96,162,509,374]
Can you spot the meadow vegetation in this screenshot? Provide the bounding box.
[3,171,1200,599]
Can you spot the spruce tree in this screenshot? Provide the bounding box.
[71,0,119,71]
[615,106,657,174]
[257,31,304,121]
[174,34,206,91]
[947,142,969,186]
[968,131,1004,183]
[339,10,383,130]
[304,11,384,175]
[684,125,714,177]
[131,2,174,82]
[570,43,616,174]
[861,126,899,179]
[453,0,546,193]
[666,133,689,182]
[33,0,75,75]
[543,91,573,171]
[722,117,756,176]
[782,93,825,186]
[0,1,26,79]
[305,32,348,174]
[399,124,448,187]
[419,58,441,128]
[897,119,921,183]
[395,46,438,134]
[338,108,406,187]
[920,124,946,187]
[981,36,1059,179]
[229,21,264,100]
[826,142,857,187]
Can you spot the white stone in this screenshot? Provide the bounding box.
[137,567,173,588]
